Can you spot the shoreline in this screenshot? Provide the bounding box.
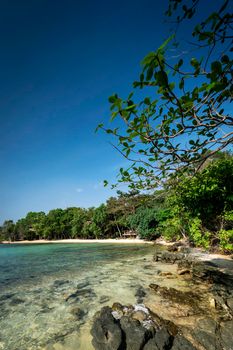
[0,238,154,245]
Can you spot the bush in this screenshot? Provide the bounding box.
[188,217,211,249]
[217,211,233,253]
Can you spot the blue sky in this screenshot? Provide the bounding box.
[0,0,218,223]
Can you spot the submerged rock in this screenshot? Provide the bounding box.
[99,295,110,304]
[53,279,70,288]
[76,281,90,289]
[0,293,15,302]
[65,288,96,302]
[69,306,86,320]
[9,297,25,306]
[135,286,146,303]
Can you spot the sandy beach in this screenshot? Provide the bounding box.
[1,238,154,244]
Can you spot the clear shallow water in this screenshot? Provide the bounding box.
[0,243,158,350]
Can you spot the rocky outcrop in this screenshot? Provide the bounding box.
[91,304,196,350]
[152,247,233,349]
[91,306,123,350]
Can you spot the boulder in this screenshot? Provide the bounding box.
[171,335,196,350]
[220,320,233,350]
[144,328,173,350]
[91,306,123,350]
[120,316,152,350]
[135,286,146,303]
[192,318,219,350]
[155,251,185,264]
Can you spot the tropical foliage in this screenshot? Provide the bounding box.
[97,0,232,190]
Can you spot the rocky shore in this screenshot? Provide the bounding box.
[91,243,233,350]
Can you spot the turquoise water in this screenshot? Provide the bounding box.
[0,243,155,350]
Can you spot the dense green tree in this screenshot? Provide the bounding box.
[160,157,233,251]
[0,220,16,241]
[128,207,167,240]
[174,158,233,229]
[42,209,67,239]
[71,207,88,238]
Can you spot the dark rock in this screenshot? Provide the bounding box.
[69,306,86,319]
[149,284,159,292]
[53,279,69,288]
[177,247,192,254]
[226,297,233,312]
[149,284,200,309]
[167,245,179,252]
[120,316,152,350]
[0,293,15,301]
[135,286,146,303]
[155,251,185,264]
[65,288,95,302]
[192,330,217,350]
[191,261,233,287]
[77,281,90,289]
[220,320,233,350]
[91,306,123,350]
[171,335,196,350]
[9,297,25,305]
[144,327,173,350]
[99,295,110,304]
[192,318,219,350]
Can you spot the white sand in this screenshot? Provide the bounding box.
[2,238,153,244]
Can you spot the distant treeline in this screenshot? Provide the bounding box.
[1,156,233,252]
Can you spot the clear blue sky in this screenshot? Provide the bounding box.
[0,0,215,223]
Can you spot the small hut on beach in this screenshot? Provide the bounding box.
[122,230,137,239]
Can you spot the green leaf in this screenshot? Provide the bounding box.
[190,58,199,69]
[95,123,103,132]
[108,95,116,103]
[140,73,144,82]
[211,61,222,74]
[221,55,230,64]
[146,67,154,80]
[144,97,151,105]
[179,78,184,90]
[156,70,168,87]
